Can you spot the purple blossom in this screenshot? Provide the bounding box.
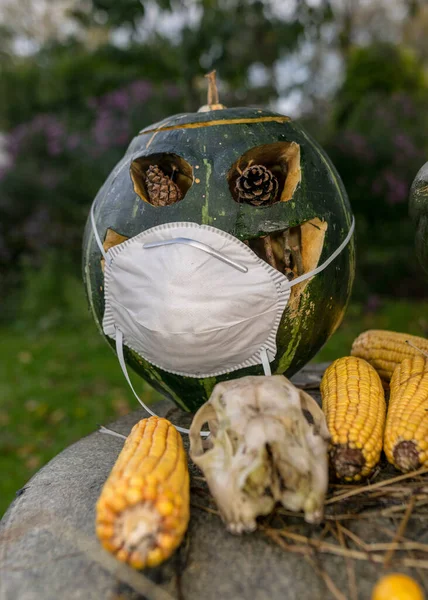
[91,104,132,153]
[89,80,154,114]
[371,178,383,195]
[128,80,153,103]
[40,170,61,190]
[66,133,81,151]
[364,294,382,314]
[374,106,393,126]
[1,77,175,192]
[371,170,410,205]
[4,78,158,170]
[0,76,183,279]
[375,107,387,119]
[338,131,374,163]
[7,124,28,158]
[383,170,409,205]
[166,83,180,98]
[394,93,415,118]
[393,133,418,158]
[103,89,130,111]
[6,114,66,162]
[22,207,51,249]
[47,141,62,156]
[115,128,131,145]
[0,238,11,261]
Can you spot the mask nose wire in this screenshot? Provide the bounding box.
[143,238,248,273]
[115,326,210,438]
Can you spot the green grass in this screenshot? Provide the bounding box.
[0,286,161,517]
[1,283,427,517]
[316,299,428,362]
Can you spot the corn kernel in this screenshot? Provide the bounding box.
[158,533,176,551]
[157,500,174,517]
[147,547,164,568]
[116,548,129,563]
[129,552,146,570]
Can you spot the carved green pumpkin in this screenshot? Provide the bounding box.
[83,106,355,411]
[409,161,428,276]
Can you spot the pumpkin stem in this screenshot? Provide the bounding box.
[205,70,220,106]
[198,70,226,112]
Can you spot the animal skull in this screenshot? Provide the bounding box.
[189,375,330,533]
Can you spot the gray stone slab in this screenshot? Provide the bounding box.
[1,364,427,600]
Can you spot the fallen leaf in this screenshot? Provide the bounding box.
[112,396,130,416]
[25,455,41,470]
[74,406,88,418]
[49,409,66,424]
[0,412,10,425]
[25,400,39,412]
[35,402,49,418]
[18,351,33,364]
[17,444,36,458]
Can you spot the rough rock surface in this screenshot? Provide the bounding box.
[1,364,426,600]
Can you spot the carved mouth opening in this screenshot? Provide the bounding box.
[244,218,328,282]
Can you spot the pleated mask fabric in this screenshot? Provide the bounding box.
[101,222,291,377]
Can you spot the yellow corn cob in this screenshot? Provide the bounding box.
[320,356,386,481]
[351,330,428,384]
[96,416,189,569]
[384,355,428,472]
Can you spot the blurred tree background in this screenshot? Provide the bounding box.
[0,0,427,514]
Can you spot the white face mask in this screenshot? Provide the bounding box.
[103,221,292,378]
[90,204,354,431]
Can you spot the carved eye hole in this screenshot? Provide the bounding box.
[228,142,301,207]
[130,153,193,207]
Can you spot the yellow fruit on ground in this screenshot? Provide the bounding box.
[372,573,425,600]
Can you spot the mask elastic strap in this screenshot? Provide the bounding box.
[287,217,355,289]
[115,327,210,438]
[259,348,272,376]
[90,200,111,266]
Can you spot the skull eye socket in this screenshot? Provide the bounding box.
[130,153,193,207]
[228,142,301,207]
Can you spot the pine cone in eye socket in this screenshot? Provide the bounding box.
[145,165,182,207]
[235,164,279,207]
